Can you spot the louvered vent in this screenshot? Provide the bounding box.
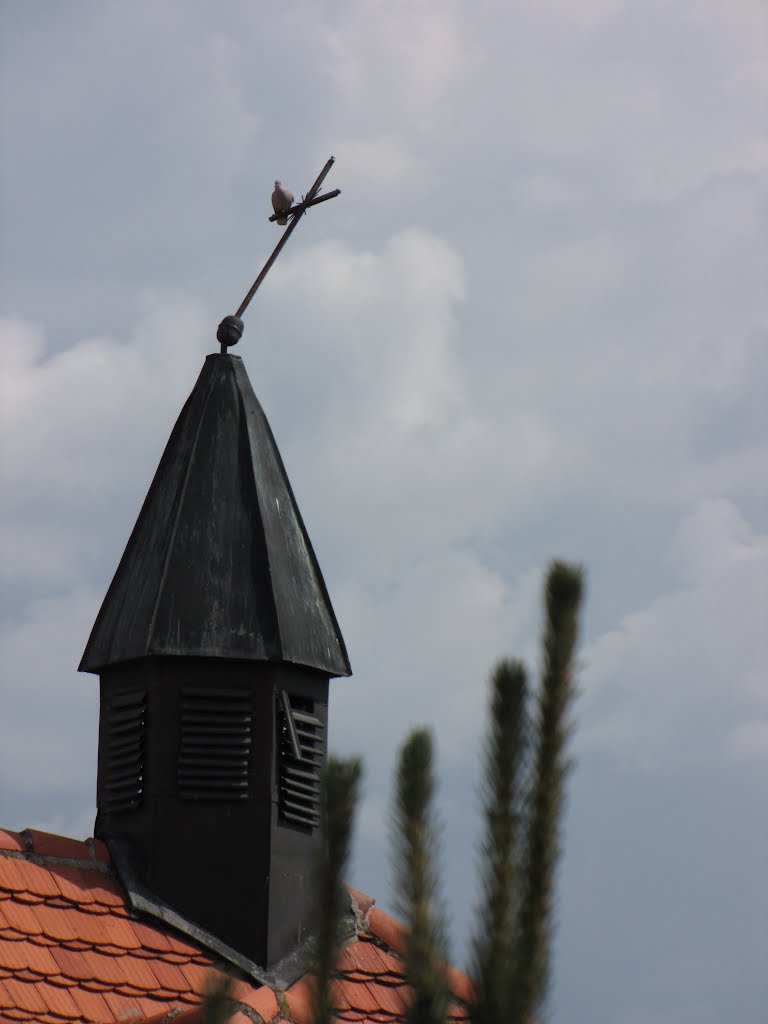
[104,690,146,812]
[178,688,252,800]
[277,691,324,830]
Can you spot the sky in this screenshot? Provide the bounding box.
[0,1,766,1021]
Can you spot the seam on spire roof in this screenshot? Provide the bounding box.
[145,363,219,656]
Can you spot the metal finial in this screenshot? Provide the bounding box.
[217,315,244,352]
[217,157,341,354]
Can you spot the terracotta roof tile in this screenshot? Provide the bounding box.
[4,858,62,900]
[285,975,314,1024]
[341,936,394,975]
[339,977,389,1015]
[3,977,49,1016]
[0,939,35,974]
[127,919,174,953]
[0,898,43,938]
[1,832,475,1024]
[80,873,126,910]
[230,1012,257,1024]
[23,831,90,861]
[135,1011,178,1024]
[0,833,24,855]
[142,957,189,992]
[27,979,81,1019]
[67,983,114,1022]
[240,982,280,1020]
[37,904,85,944]
[443,964,475,1007]
[178,960,209,995]
[101,988,145,1021]
[367,907,407,959]
[47,864,98,906]
[0,858,30,896]
[4,936,59,977]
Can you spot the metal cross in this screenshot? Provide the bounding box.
[217,157,341,353]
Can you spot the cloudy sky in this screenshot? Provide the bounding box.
[1,2,766,1021]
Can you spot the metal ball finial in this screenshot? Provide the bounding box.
[217,315,244,353]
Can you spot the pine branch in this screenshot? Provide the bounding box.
[512,561,584,1023]
[394,729,449,1024]
[471,659,528,1024]
[311,756,363,1024]
[200,972,234,1024]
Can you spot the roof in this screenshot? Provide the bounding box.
[79,353,350,678]
[0,828,472,1024]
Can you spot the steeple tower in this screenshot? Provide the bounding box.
[79,352,350,968]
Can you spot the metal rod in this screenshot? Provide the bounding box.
[268,188,341,222]
[235,157,337,318]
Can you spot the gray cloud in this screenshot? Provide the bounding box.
[1,2,766,1021]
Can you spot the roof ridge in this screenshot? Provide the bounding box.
[0,848,112,875]
[0,830,111,872]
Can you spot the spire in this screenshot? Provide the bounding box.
[80,353,350,678]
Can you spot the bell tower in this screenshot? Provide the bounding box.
[79,352,350,967]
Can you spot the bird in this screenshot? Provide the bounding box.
[271,180,294,226]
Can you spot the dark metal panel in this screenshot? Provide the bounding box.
[233,358,351,677]
[80,354,350,677]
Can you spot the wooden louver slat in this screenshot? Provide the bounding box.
[277,692,324,830]
[178,689,252,800]
[104,691,146,812]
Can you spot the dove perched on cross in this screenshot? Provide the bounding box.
[271,181,294,226]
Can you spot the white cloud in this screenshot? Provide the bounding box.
[320,0,472,133]
[580,498,767,772]
[0,587,99,814]
[326,133,422,191]
[0,297,211,586]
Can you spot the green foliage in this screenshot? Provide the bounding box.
[311,756,363,1024]
[393,730,450,1024]
[511,561,583,1023]
[311,560,584,1024]
[199,972,234,1024]
[471,659,528,1024]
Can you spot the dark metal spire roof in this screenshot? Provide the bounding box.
[79,353,350,677]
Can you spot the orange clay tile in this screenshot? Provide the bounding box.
[5,859,62,900]
[101,988,145,1021]
[443,963,476,1007]
[26,978,81,1018]
[47,864,98,906]
[367,907,408,958]
[142,956,189,993]
[231,1012,258,1024]
[361,979,407,1018]
[0,858,31,896]
[241,982,280,1020]
[0,830,475,1024]
[67,983,113,1022]
[80,873,126,910]
[340,935,395,974]
[2,977,49,1016]
[0,899,43,939]
[0,833,24,855]
[23,831,90,861]
[285,974,315,1024]
[126,919,173,953]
